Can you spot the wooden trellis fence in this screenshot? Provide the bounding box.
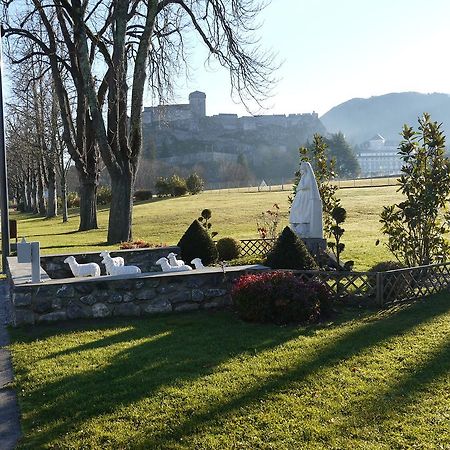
[239,238,275,257]
[289,262,450,305]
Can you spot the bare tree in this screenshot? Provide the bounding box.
[3,0,276,242]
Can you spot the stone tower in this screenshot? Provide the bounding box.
[189,91,206,118]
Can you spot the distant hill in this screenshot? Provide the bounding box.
[321,92,450,144]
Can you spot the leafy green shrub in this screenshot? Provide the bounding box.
[198,208,218,238]
[155,177,171,197]
[225,255,264,266]
[96,186,112,205]
[178,220,218,266]
[67,192,80,208]
[169,174,188,197]
[134,190,153,201]
[216,237,242,260]
[186,173,204,195]
[232,271,331,324]
[265,226,318,270]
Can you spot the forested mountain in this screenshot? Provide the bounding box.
[321,92,450,144]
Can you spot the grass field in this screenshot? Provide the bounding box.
[9,185,403,270]
[10,294,450,449]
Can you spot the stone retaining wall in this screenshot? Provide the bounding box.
[7,254,267,326]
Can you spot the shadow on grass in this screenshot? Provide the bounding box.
[11,295,450,448]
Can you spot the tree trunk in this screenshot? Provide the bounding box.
[78,177,98,231]
[107,173,133,243]
[37,168,46,215]
[60,178,68,223]
[46,173,57,218]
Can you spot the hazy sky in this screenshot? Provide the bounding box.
[159,0,450,117]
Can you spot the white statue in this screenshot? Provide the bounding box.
[167,252,185,267]
[155,257,193,272]
[64,256,101,278]
[289,161,323,239]
[191,258,205,269]
[99,251,124,274]
[101,253,141,275]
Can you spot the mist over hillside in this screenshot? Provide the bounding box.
[321,92,450,144]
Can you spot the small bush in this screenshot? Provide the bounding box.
[265,226,318,270]
[226,255,264,266]
[217,237,241,260]
[155,177,171,197]
[186,173,204,195]
[169,174,188,197]
[232,271,331,324]
[134,190,153,202]
[96,186,112,205]
[178,220,218,266]
[67,192,80,208]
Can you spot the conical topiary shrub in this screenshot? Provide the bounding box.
[178,220,218,266]
[265,226,318,270]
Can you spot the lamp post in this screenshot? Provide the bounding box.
[0,28,10,271]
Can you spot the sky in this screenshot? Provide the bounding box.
[158,0,450,117]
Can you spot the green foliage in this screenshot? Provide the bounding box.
[178,219,218,266]
[216,237,242,260]
[256,203,280,239]
[328,205,347,267]
[198,208,218,238]
[265,226,318,270]
[290,134,340,238]
[225,255,264,266]
[96,186,112,205]
[186,173,204,195]
[380,114,450,266]
[133,190,153,201]
[325,132,360,177]
[67,192,80,208]
[155,177,171,197]
[168,174,188,197]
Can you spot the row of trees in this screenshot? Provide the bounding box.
[2,0,276,243]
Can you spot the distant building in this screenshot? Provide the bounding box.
[356,134,402,176]
[143,91,319,131]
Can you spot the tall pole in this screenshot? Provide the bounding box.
[0,28,10,271]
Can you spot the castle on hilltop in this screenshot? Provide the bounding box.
[143,91,319,131]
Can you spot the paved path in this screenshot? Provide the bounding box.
[0,281,21,449]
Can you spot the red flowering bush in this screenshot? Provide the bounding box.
[231,271,331,324]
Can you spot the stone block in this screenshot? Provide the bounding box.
[142,280,160,289]
[13,292,31,307]
[92,303,111,318]
[123,293,134,302]
[107,293,123,304]
[80,294,96,306]
[173,302,199,312]
[33,298,53,314]
[114,303,140,317]
[142,300,172,314]
[135,289,156,301]
[14,309,35,326]
[169,291,192,304]
[157,284,178,295]
[67,304,90,319]
[38,311,67,323]
[204,289,227,298]
[52,298,63,310]
[75,284,94,295]
[56,285,75,298]
[191,289,204,302]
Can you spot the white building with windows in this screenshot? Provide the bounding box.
[356,134,402,176]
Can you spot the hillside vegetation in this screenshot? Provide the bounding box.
[10,185,402,270]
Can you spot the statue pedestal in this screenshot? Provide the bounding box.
[301,238,327,260]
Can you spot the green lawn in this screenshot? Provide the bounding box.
[10,185,402,270]
[10,294,450,449]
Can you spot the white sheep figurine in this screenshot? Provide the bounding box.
[64,256,101,278]
[156,257,193,272]
[99,251,124,275]
[167,252,185,267]
[101,252,141,276]
[191,258,205,269]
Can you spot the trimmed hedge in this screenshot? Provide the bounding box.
[178,220,218,266]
